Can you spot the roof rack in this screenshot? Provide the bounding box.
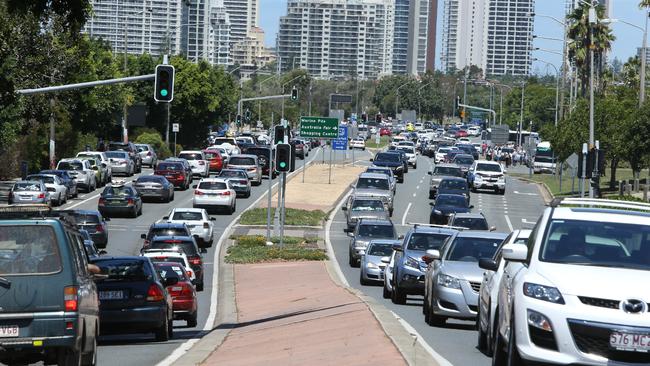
[550,197,650,212]
[407,222,466,231]
[0,205,79,226]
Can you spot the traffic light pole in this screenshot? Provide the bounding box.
[457,103,496,130]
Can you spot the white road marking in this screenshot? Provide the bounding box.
[401,202,412,226]
[522,218,537,225]
[505,215,514,231]
[325,190,351,287]
[513,190,538,196]
[391,312,454,366]
[416,185,420,190]
[412,193,416,197]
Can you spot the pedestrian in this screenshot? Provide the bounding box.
[506,153,512,168]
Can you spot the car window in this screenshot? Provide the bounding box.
[14,182,42,191]
[356,177,389,190]
[436,195,468,207]
[93,259,151,282]
[455,156,474,164]
[136,145,149,152]
[351,200,385,212]
[476,163,502,172]
[27,175,55,184]
[433,167,462,176]
[58,161,84,171]
[219,170,247,178]
[72,214,100,224]
[229,157,256,166]
[157,162,183,171]
[178,153,202,160]
[374,153,400,162]
[367,243,394,256]
[439,180,467,190]
[453,217,488,230]
[172,211,204,221]
[103,186,134,196]
[105,151,128,159]
[136,176,164,183]
[204,151,219,159]
[358,224,395,238]
[446,237,502,262]
[406,233,451,251]
[198,181,227,190]
[148,227,189,239]
[150,240,199,256]
[0,225,62,275]
[155,264,187,281]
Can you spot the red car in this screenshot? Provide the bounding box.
[455,129,469,138]
[154,262,198,327]
[154,161,192,189]
[379,127,392,137]
[203,148,224,173]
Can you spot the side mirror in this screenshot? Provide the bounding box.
[398,234,404,240]
[164,277,179,287]
[193,234,200,239]
[479,258,499,271]
[502,243,528,262]
[140,234,147,239]
[103,217,110,221]
[343,227,351,233]
[347,232,354,237]
[391,242,402,252]
[428,171,432,175]
[423,249,440,263]
[162,216,169,220]
[369,158,374,162]
[98,250,108,256]
[86,263,101,275]
[92,166,99,171]
[489,226,497,232]
[342,206,348,211]
[200,248,208,253]
[210,217,216,221]
[469,205,474,209]
[192,185,198,189]
[503,169,508,174]
[429,202,435,206]
[380,256,391,264]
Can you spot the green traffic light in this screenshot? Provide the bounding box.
[161,89,168,97]
[279,162,287,168]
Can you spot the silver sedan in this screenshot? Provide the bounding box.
[360,240,400,285]
[10,181,50,206]
[26,174,67,206]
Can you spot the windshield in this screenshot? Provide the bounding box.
[172,211,203,221]
[439,180,467,190]
[105,151,127,159]
[535,156,556,163]
[157,162,183,171]
[374,153,400,162]
[453,217,489,230]
[178,153,202,160]
[93,259,151,282]
[447,237,502,262]
[135,145,149,152]
[204,151,219,159]
[454,156,474,165]
[148,228,188,239]
[539,219,650,269]
[198,181,227,190]
[476,163,502,173]
[397,147,415,154]
[351,200,385,212]
[103,186,134,196]
[406,233,452,251]
[229,157,255,166]
[358,224,395,238]
[219,170,247,178]
[356,177,389,190]
[436,195,468,207]
[0,225,62,274]
[437,148,451,154]
[367,243,393,256]
[58,161,83,171]
[433,167,463,177]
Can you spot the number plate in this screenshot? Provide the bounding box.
[610,332,650,352]
[99,290,124,300]
[0,325,19,338]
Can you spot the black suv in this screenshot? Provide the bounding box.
[108,141,142,173]
[371,152,405,183]
[141,222,196,249]
[0,207,99,365]
[148,236,205,291]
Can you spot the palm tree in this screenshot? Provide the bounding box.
[566,2,615,96]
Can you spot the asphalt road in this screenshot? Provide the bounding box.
[328,153,546,366]
[51,148,323,366]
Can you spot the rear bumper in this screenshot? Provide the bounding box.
[99,206,136,215]
[99,305,166,334]
[89,232,108,247]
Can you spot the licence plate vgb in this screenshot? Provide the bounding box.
[0,325,19,338]
[610,332,650,352]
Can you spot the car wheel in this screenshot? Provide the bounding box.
[429,192,435,199]
[471,187,477,193]
[478,306,489,354]
[348,250,357,267]
[382,283,391,299]
[196,281,204,292]
[506,313,525,366]
[391,281,406,305]
[131,208,137,218]
[427,302,446,326]
[389,208,393,217]
[414,164,417,169]
[58,347,82,366]
[81,331,97,366]
[187,311,198,328]
[491,314,507,366]
[154,316,170,342]
[245,191,251,198]
[359,271,371,286]
[500,189,506,195]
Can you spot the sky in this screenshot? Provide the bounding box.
[258,0,648,75]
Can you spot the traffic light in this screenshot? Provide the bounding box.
[154,65,175,102]
[236,114,242,126]
[273,125,286,144]
[361,113,368,123]
[375,113,382,123]
[275,143,291,172]
[245,109,251,122]
[291,87,298,101]
[455,96,460,110]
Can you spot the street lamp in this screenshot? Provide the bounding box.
[533,58,560,126]
[418,81,433,122]
[395,80,414,119]
[493,83,512,126]
[601,16,647,107]
[258,74,279,123]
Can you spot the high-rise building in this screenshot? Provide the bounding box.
[566,0,610,16]
[223,0,259,45]
[83,0,184,56]
[392,0,438,75]
[278,0,395,80]
[183,0,233,66]
[208,5,232,66]
[232,27,275,67]
[485,0,534,76]
[440,0,486,74]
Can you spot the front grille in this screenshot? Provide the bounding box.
[470,282,481,293]
[579,296,619,309]
[568,319,650,363]
[529,326,558,350]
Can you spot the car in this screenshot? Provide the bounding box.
[429,194,473,225]
[343,196,390,232]
[210,146,231,165]
[357,126,370,140]
[437,177,470,204]
[0,207,100,366]
[133,175,175,202]
[387,150,409,173]
[468,126,481,136]
[218,168,251,198]
[444,149,463,164]
[390,224,458,304]
[135,143,158,168]
[434,147,453,164]
[142,248,197,283]
[428,164,465,199]
[468,161,506,195]
[226,154,262,186]
[347,219,396,267]
[91,256,174,341]
[104,150,135,177]
[379,127,392,136]
[477,229,531,357]
[141,222,195,250]
[153,262,199,327]
[40,169,79,198]
[451,154,475,176]
[9,180,50,206]
[209,137,241,156]
[108,141,142,173]
[350,137,366,150]
[448,212,492,231]
[423,231,507,326]
[162,208,215,248]
[245,146,274,178]
[456,143,479,160]
[178,151,210,178]
[56,158,97,192]
[79,229,105,260]
[364,166,396,194]
[360,240,397,285]
[396,146,417,169]
[383,247,399,299]
[69,209,110,249]
[350,173,394,216]
[76,157,106,188]
[98,182,143,218]
[370,152,405,183]
[290,139,306,159]
[203,148,224,173]
[148,236,204,291]
[455,129,469,138]
[155,160,192,190]
[458,137,471,144]
[26,174,68,206]
[192,178,237,214]
[77,151,112,185]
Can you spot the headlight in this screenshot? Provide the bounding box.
[498,176,505,182]
[474,175,483,181]
[354,241,369,249]
[437,274,461,289]
[523,283,565,304]
[395,166,403,171]
[434,209,442,215]
[367,262,379,269]
[404,256,420,269]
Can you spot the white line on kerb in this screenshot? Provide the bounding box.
[401,202,412,226]
[391,311,454,366]
[505,215,514,231]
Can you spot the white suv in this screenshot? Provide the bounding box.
[178,150,209,177]
[492,198,650,366]
[469,161,506,195]
[162,208,214,248]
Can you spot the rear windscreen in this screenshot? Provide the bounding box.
[157,163,183,171]
[58,162,83,171]
[0,225,62,274]
[178,153,202,160]
[73,214,100,224]
[228,157,255,166]
[148,228,189,239]
[149,241,198,256]
[172,211,203,221]
[198,181,227,190]
[93,259,151,282]
[14,182,42,191]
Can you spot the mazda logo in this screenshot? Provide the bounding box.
[621,299,647,314]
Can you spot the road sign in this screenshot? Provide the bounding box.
[300,116,339,138]
[332,124,348,150]
[491,125,509,145]
[566,153,579,170]
[330,94,353,104]
[172,123,179,133]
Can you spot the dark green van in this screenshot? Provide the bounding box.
[0,208,99,365]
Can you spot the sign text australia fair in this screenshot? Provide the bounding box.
[300,117,339,139]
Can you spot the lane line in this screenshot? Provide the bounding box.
[391,312,454,366]
[505,214,514,231]
[412,193,416,197]
[401,202,412,226]
[325,190,351,288]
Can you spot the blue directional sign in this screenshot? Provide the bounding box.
[332,125,348,150]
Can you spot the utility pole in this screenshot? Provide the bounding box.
[519,81,525,147]
[588,2,596,198]
[641,10,648,107]
[122,26,129,143]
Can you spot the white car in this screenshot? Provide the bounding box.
[76,151,112,182]
[163,208,215,248]
[458,137,471,144]
[477,229,531,356]
[469,161,506,195]
[390,135,407,147]
[468,126,481,136]
[397,146,417,169]
[492,198,650,366]
[382,249,399,299]
[142,249,196,283]
[350,137,366,150]
[434,147,451,164]
[192,178,237,214]
[56,158,96,193]
[210,138,241,156]
[26,174,68,206]
[178,150,210,177]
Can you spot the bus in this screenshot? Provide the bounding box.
[533,141,556,174]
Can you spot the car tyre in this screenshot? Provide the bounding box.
[58,347,82,366]
[196,281,204,292]
[506,313,525,366]
[499,189,506,195]
[471,187,477,193]
[348,250,358,267]
[391,281,406,305]
[130,208,138,218]
[414,163,417,170]
[359,271,371,286]
[382,283,391,299]
[478,307,489,354]
[155,316,170,342]
[187,312,198,328]
[429,191,435,199]
[491,314,507,366]
[81,332,97,366]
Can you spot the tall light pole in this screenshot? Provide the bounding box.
[258,74,279,124]
[533,58,560,126]
[418,81,432,122]
[494,84,512,126]
[395,80,414,119]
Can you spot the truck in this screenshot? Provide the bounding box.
[533,141,556,174]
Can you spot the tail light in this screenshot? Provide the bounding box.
[146,284,165,302]
[164,240,182,243]
[147,151,152,157]
[189,257,202,266]
[186,270,193,278]
[64,286,78,311]
[195,190,204,195]
[37,193,45,199]
[127,198,134,205]
[203,222,209,229]
[220,191,231,196]
[95,225,104,232]
[180,284,194,297]
[98,198,106,205]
